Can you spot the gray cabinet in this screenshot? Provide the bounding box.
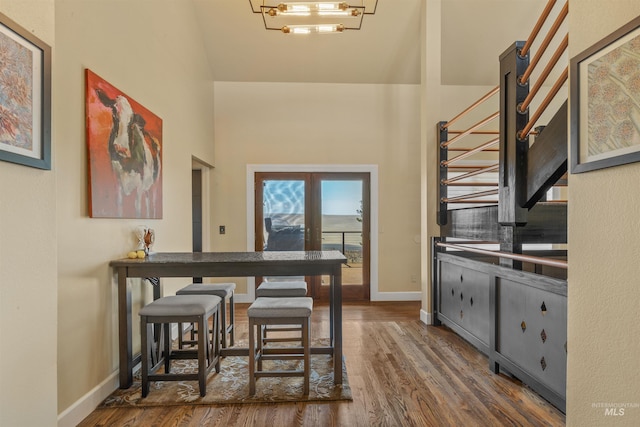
[434,252,567,412]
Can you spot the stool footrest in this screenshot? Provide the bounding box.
[261,347,306,355]
[169,349,200,359]
[148,372,208,382]
[263,337,302,343]
[263,326,302,332]
[255,371,304,378]
[258,353,305,361]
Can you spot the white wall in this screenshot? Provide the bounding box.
[0,2,57,426]
[567,1,640,426]
[54,0,215,424]
[213,82,422,298]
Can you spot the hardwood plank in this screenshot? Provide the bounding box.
[78,302,565,427]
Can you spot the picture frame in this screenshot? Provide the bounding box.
[85,69,163,219]
[571,15,640,174]
[0,12,51,170]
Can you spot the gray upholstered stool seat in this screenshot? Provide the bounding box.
[256,281,308,344]
[139,295,221,397]
[256,280,307,298]
[247,297,313,395]
[248,296,313,317]
[176,282,236,348]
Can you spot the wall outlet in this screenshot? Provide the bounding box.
[219,225,226,234]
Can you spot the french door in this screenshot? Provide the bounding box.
[255,172,370,301]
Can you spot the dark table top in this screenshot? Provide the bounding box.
[110,250,347,268]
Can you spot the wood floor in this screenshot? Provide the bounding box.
[79,302,565,426]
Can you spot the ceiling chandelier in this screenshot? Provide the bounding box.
[249,1,378,34]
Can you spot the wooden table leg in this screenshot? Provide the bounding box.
[117,267,133,388]
[151,280,162,355]
[332,266,343,384]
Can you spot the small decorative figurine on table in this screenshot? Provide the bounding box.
[135,225,148,251]
[143,228,155,254]
[129,226,155,259]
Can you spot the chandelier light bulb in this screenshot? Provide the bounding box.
[281,23,345,34]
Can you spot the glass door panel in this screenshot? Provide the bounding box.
[262,180,306,252]
[320,180,363,289]
[256,174,310,284]
[312,173,370,301]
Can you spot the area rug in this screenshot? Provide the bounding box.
[100,349,351,407]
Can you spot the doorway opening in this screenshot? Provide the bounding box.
[254,171,371,302]
[192,158,212,283]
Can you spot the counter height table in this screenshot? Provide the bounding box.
[110,250,347,389]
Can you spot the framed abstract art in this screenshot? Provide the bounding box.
[0,12,51,170]
[571,15,640,173]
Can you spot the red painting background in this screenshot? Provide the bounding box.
[86,69,163,218]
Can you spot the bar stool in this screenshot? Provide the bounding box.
[139,295,221,397]
[176,282,236,348]
[256,280,308,344]
[247,297,313,395]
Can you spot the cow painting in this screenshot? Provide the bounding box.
[86,69,162,218]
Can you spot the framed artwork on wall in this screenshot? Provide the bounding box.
[85,69,163,218]
[0,12,51,170]
[571,15,640,173]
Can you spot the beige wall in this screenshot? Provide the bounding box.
[212,82,422,296]
[567,1,640,426]
[420,0,501,319]
[2,0,637,424]
[421,0,437,319]
[0,2,57,426]
[54,0,215,422]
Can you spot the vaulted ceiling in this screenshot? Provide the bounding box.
[192,0,549,86]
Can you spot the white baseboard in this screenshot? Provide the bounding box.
[57,370,119,427]
[58,324,186,426]
[370,291,422,301]
[234,293,253,303]
[420,308,432,325]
